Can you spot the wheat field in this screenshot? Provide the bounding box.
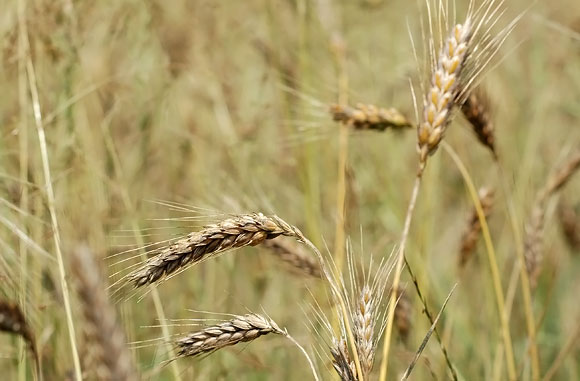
[1,0,579,380]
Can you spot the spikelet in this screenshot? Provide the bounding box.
[128,213,304,288]
[558,200,580,251]
[458,187,495,268]
[330,103,413,131]
[352,285,375,377]
[330,337,358,381]
[0,300,37,364]
[461,88,496,156]
[418,20,472,165]
[394,289,412,343]
[524,150,580,288]
[263,239,322,278]
[72,246,138,381]
[175,313,285,357]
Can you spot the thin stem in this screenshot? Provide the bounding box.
[285,333,320,381]
[542,318,580,381]
[497,163,541,380]
[379,172,423,381]
[25,45,83,381]
[443,143,516,380]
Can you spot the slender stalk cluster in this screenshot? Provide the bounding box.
[175,313,285,357]
[128,213,303,287]
[418,21,472,165]
[330,103,413,131]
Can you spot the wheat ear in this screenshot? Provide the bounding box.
[558,200,580,251]
[128,213,303,288]
[0,300,39,373]
[461,88,496,156]
[524,150,580,288]
[394,289,412,343]
[175,313,284,357]
[459,187,495,268]
[330,103,413,131]
[330,337,357,381]
[71,246,138,381]
[263,239,322,278]
[417,20,472,166]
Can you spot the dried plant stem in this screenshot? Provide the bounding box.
[285,333,320,381]
[404,258,458,380]
[379,172,423,381]
[542,318,580,381]
[17,1,30,380]
[100,123,182,379]
[24,33,82,381]
[443,143,518,380]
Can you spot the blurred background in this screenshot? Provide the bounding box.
[1,0,579,379]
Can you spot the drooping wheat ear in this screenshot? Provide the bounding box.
[330,337,358,381]
[558,200,580,251]
[461,88,496,156]
[524,150,580,288]
[417,20,472,166]
[352,284,375,377]
[394,289,412,344]
[128,213,303,288]
[459,187,495,268]
[175,313,285,357]
[330,103,413,131]
[263,238,322,278]
[71,246,138,381]
[0,300,38,367]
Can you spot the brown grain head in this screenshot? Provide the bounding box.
[330,103,413,131]
[461,88,496,157]
[263,238,322,278]
[394,289,412,344]
[0,300,37,362]
[458,187,495,268]
[558,200,580,251]
[175,313,285,358]
[72,246,138,381]
[128,213,304,288]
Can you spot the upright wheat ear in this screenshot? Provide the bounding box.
[418,21,472,166]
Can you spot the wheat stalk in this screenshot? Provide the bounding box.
[175,313,285,357]
[128,213,304,288]
[459,187,495,268]
[330,103,413,131]
[263,239,322,278]
[72,246,138,381]
[461,88,496,157]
